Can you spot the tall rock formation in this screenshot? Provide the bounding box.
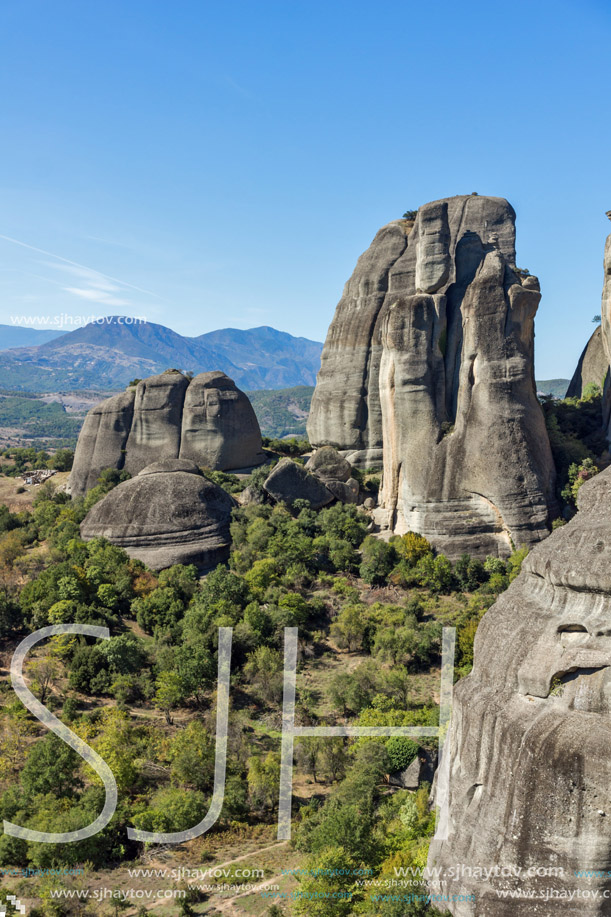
[428,466,611,915]
[566,325,608,399]
[599,215,611,438]
[308,195,557,557]
[68,370,264,497]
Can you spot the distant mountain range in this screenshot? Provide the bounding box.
[0,325,66,348]
[0,318,323,391]
[535,378,570,399]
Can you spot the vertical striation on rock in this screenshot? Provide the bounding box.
[428,467,611,915]
[599,217,611,437]
[68,370,265,497]
[68,389,135,497]
[124,371,190,477]
[308,195,557,557]
[180,370,265,470]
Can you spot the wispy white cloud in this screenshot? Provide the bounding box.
[64,287,130,307]
[0,234,159,308]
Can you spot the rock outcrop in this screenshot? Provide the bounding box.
[179,371,265,471]
[69,370,264,497]
[567,325,609,398]
[80,459,234,571]
[305,445,352,483]
[68,389,136,497]
[599,216,611,438]
[308,195,557,557]
[263,458,334,510]
[428,467,611,915]
[305,445,361,504]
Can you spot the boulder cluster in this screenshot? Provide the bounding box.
[261,446,360,510]
[307,195,558,557]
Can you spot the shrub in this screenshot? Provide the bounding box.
[386,736,419,772]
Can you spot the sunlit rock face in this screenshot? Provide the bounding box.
[179,371,265,471]
[428,468,611,916]
[68,371,264,497]
[308,195,557,557]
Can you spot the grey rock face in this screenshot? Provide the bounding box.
[124,372,190,476]
[305,446,361,504]
[68,371,264,497]
[305,445,352,483]
[428,468,611,915]
[599,228,611,438]
[308,195,557,557]
[326,477,360,504]
[180,371,265,470]
[388,746,436,790]
[80,459,234,571]
[67,389,135,497]
[263,458,334,509]
[567,326,609,398]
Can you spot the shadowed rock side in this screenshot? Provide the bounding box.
[428,467,611,916]
[599,223,611,437]
[567,326,609,399]
[80,460,234,571]
[68,389,136,497]
[68,370,264,497]
[308,195,557,557]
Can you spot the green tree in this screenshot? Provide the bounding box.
[359,537,397,585]
[154,671,185,725]
[169,721,215,791]
[247,752,280,814]
[244,645,284,703]
[330,604,368,652]
[21,733,82,798]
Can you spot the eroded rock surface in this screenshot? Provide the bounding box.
[308,195,557,556]
[428,468,611,915]
[80,459,234,571]
[180,371,265,470]
[599,220,611,438]
[263,458,334,509]
[567,326,609,398]
[69,370,264,497]
[68,389,135,497]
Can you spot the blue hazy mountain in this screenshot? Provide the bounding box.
[0,316,323,392]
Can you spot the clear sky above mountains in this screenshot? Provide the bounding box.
[0,0,609,378]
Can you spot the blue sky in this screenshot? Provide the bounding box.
[0,0,609,377]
